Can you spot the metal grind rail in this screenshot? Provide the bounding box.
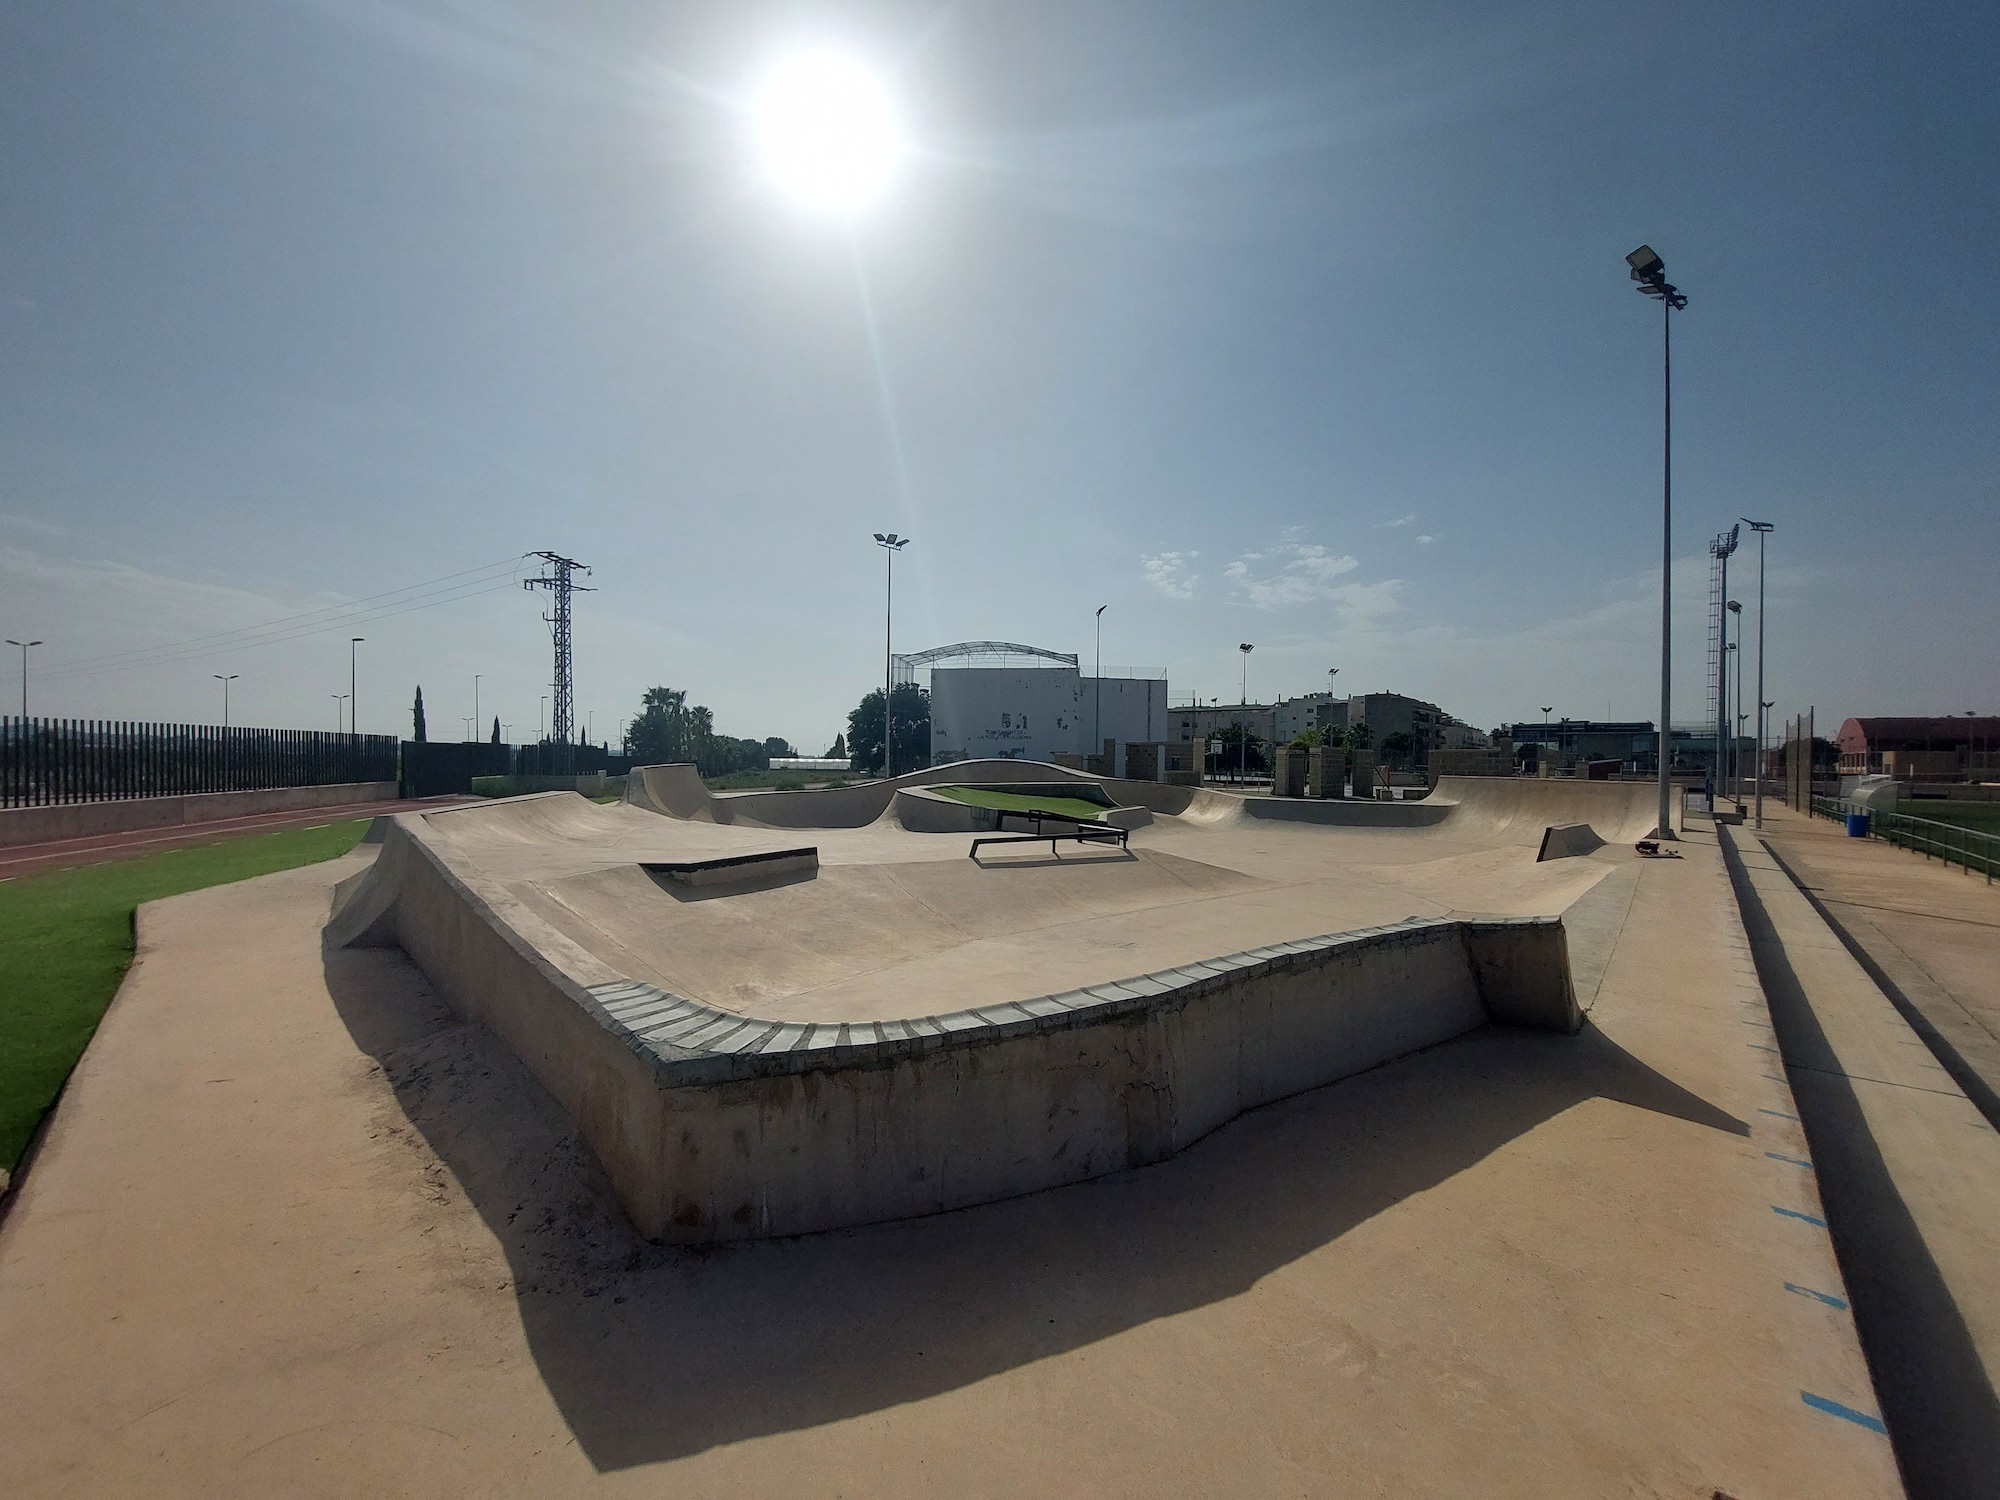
[1810,794,1998,883]
[969,807,1131,859]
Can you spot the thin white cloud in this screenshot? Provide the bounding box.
[1374,512,1418,528]
[1415,534,1435,545]
[1141,550,1200,600]
[1225,541,1362,609]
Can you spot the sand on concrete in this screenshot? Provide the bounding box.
[0,839,1905,1498]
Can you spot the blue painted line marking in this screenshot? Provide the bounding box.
[1760,1107,1801,1121]
[1766,1151,1815,1170]
[1748,1043,1782,1054]
[1801,1392,1887,1434]
[1772,1205,1826,1227]
[1785,1282,1849,1310]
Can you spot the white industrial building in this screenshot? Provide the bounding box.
[903,642,1169,775]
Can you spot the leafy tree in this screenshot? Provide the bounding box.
[764,736,796,759]
[1379,731,1415,769]
[1206,723,1268,777]
[412,686,427,742]
[846,684,931,776]
[829,733,846,759]
[1342,721,1373,754]
[1288,728,1325,751]
[621,686,771,776]
[491,715,502,744]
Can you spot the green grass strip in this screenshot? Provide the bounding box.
[929,786,1115,822]
[0,819,370,1175]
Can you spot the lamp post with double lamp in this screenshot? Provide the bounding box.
[1627,245,1688,838]
[214,674,239,728]
[6,639,43,717]
[1094,604,1107,771]
[1238,643,1254,782]
[332,694,348,733]
[872,534,910,777]
[1741,519,1774,827]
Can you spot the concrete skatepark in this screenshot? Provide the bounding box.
[11,760,1995,1497]
[327,762,1649,1241]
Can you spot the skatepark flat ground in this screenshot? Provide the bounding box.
[0,829,1906,1498]
[411,780,1643,1023]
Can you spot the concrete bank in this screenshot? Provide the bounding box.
[330,813,1580,1243]
[1720,822,2000,1497]
[0,781,399,848]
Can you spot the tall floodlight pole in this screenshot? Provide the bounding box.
[474,675,481,741]
[523,552,594,770]
[1238,643,1254,782]
[872,534,911,777]
[349,638,364,735]
[1726,601,1743,806]
[1628,246,1688,838]
[7,639,43,717]
[214,674,239,728]
[1742,520,1774,826]
[1094,605,1107,768]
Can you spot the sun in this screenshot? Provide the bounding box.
[749,47,905,219]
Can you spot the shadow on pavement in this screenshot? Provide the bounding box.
[323,943,1744,1473]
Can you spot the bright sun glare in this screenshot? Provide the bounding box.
[750,48,905,219]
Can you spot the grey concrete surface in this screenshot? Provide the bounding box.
[0,834,1905,1496]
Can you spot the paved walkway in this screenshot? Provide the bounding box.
[0,840,1904,1497]
[1752,802,2000,1124]
[1721,820,2000,1497]
[0,796,466,879]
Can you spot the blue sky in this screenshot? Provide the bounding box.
[2,0,1994,749]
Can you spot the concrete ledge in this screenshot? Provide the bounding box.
[642,848,818,888]
[1537,822,1606,861]
[0,782,399,848]
[332,813,1582,1244]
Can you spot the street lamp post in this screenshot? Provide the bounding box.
[6,639,43,717]
[872,534,911,777]
[474,674,481,740]
[540,696,549,741]
[1627,245,1688,838]
[214,674,239,728]
[1238,643,1254,782]
[1094,604,1107,772]
[1742,519,1774,827]
[333,694,348,733]
[350,637,364,736]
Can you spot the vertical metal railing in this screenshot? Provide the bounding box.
[0,717,398,808]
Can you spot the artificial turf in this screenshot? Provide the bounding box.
[0,819,369,1176]
[929,786,1116,822]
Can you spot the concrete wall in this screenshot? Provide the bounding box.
[0,781,399,848]
[331,811,1580,1244]
[929,668,1168,771]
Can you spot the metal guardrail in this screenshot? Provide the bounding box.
[2,716,398,808]
[1810,795,1997,883]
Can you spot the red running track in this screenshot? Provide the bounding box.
[0,796,471,880]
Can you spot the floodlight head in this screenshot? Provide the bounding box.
[1626,245,1664,281]
[1727,600,1742,613]
[1741,518,1774,532]
[1239,642,1254,653]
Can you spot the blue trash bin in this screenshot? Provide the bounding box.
[1846,812,1871,837]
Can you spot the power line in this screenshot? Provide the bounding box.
[38,557,533,681]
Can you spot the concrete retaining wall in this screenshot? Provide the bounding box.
[332,814,1580,1244]
[1,781,399,848]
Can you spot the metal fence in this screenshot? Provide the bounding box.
[1,717,399,808]
[1810,794,1997,883]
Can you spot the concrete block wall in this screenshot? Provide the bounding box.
[0,781,399,848]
